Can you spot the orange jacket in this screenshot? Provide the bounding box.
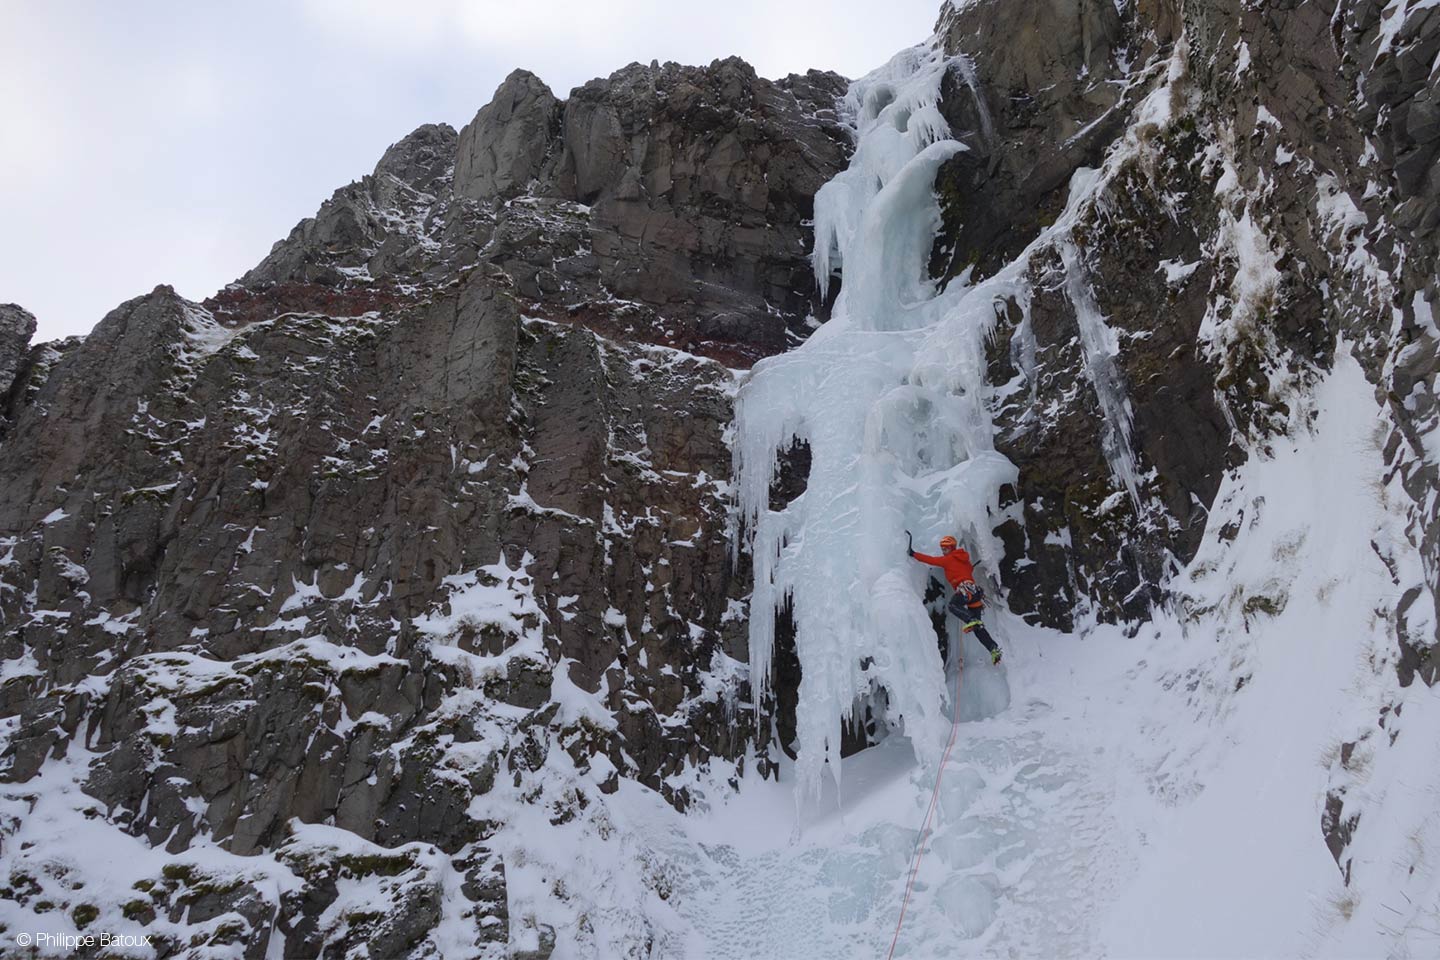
[913,548,976,590]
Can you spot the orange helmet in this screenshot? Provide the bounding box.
[939,535,958,551]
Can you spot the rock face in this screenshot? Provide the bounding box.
[0,57,848,957]
[541,60,851,351]
[0,276,754,953]
[925,0,1438,646]
[455,70,561,201]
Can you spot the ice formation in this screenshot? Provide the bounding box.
[735,31,1178,802]
[734,45,1021,802]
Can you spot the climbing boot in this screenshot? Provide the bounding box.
[990,648,1002,666]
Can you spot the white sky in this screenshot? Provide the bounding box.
[1,0,945,342]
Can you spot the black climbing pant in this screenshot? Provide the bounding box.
[946,590,999,654]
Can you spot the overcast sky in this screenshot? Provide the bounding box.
[2,0,944,342]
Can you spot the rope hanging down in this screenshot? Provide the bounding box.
[885,647,964,959]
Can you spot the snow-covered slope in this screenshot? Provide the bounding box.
[1101,348,1440,957]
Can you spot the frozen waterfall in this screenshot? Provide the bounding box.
[733,44,1020,804]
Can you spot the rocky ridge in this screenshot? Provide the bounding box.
[238,59,851,366]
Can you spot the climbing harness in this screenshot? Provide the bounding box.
[885,645,964,959]
[946,587,985,630]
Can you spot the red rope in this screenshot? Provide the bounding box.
[885,653,964,959]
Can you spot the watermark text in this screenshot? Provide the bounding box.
[13,931,155,950]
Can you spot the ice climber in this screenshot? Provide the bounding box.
[907,533,1002,665]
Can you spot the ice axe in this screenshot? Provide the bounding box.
[905,529,913,556]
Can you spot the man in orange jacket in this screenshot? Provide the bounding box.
[908,533,1002,665]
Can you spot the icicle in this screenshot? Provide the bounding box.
[1059,238,1141,503]
[952,55,996,154]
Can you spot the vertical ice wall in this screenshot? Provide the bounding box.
[733,44,1020,803]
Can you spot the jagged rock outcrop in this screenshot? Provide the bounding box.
[243,58,851,365]
[243,123,460,289]
[455,69,561,201]
[536,59,851,350]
